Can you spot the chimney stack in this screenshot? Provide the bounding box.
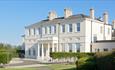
[112,20,115,29]
[90,8,95,19]
[48,11,57,20]
[64,8,72,18]
[103,12,108,24]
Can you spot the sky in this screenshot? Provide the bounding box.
[0,0,115,45]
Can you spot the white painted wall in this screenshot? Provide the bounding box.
[92,42,115,52]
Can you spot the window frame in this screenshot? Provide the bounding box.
[76,23,80,32]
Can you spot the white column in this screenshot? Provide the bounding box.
[37,44,40,58]
[41,43,44,59]
[52,43,55,52]
[47,43,50,57]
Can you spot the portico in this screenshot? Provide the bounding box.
[37,37,58,60]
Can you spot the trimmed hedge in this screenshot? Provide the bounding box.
[50,52,94,59]
[0,52,12,64]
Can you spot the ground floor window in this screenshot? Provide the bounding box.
[28,49,31,55]
[40,45,42,56]
[33,48,36,56]
[76,43,80,52]
[69,43,72,52]
[103,48,108,52]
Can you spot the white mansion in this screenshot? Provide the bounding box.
[22,8,115,60]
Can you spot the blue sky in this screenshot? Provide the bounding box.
[0,0,115,45]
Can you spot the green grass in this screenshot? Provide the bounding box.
[0,64,76,70]
[0,68,36,70]
[48,64,76,70]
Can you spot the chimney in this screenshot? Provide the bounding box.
[64,8,72,18]
[112,20,115,29]
[90,8,95,19]
[103,12,108,24]
[48,11,57,20]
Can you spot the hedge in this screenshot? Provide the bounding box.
[0,52,12,64]
[50,52,94,59]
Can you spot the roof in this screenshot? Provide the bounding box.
[25,14,110,28]
[96,40,115,43]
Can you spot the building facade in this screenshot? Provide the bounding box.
[23,8,113,60]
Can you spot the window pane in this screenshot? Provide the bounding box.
[62,25,65,32]
[76,43,80,52]
[54,25,56,33]
[69,24,72,32]
[49,26,51,34]
[34,28,36,35]
[77,23,80,32]
[45,27,47,34]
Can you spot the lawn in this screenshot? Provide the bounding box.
[0,64,76,70]
[48,64,76,70]
[0,68,36,70]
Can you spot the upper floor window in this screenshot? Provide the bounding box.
[61,25,65,33]
[52,25,56,34]
[28,29,31,36]
[45,27,47,34]
[54,25,56,33]
[42,27,45,34]
[33,28,36,35]
[77,23,80,32]
[100,26,103,34]
[49,26,52,34]
[38,28,41,34]
[69,24,72,32]
[108,28,110,34]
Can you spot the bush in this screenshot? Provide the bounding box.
[95,51,115,70]
[0,52,12,64]
[50,52,94,59]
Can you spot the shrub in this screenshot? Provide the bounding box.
[0,52,12,64]
[50,52,94,59]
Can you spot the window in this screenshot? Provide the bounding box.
[77,23,80,32]
[38,28,41,35]
[76,43,80,52]
[33,28,36,35]
[103,48,108,52]
[45,27,47,34]
[69,43,72,52]
[61,25,65,33]
[42,27,45,34]
[33,48,36,56]
[97,49,100,52]
[108,28,110,34]
[100,26,103,34]
[69,24,72,32]
[52,25,56,34]
[49,26,52,34]
[28,49,31,55]
[28,29,31,36]
[54,25,56,33]
[93,35,97,42]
